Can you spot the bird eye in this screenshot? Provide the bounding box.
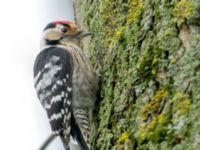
[61,27,68,33]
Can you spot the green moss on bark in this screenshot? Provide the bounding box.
[74,0,200,149]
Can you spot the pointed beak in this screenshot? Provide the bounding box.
[74,31,92,39]
[81,31,92,38]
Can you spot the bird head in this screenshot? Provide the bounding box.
[42,20,91,46]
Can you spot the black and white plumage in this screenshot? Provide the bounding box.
[33,20,99,150]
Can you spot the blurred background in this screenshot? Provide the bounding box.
[0,0,74,149]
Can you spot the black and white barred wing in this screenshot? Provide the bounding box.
[33,47,73,146]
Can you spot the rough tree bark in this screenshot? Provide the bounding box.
[74,0,200,150]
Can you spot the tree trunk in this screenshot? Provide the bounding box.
[74,0,200,149]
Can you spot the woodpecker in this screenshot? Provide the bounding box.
[33,20,99,150]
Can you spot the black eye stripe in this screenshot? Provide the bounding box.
[64,24,70,28]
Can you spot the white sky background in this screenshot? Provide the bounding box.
[0,0,74,149]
